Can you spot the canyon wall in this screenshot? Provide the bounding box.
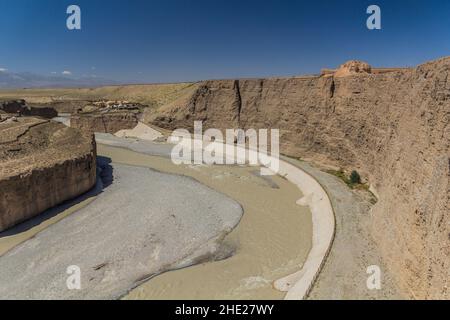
[71,112,139,134]
[0,117,97,232]
[146,57,449,299]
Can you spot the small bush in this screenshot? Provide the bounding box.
[326,169,364,189]
[350,170,361,184]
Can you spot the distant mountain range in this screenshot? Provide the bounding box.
[0,71,119,89]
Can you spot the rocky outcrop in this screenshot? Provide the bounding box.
[147,57,449,299]
[0,118,96,232]
[71,111,139,134]
[70,101,141,134]
[333,60,372,77]
[321,61,410,77]
[0,100,57,118]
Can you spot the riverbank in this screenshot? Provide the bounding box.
[281,158,403,299]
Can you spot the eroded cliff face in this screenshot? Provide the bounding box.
[147,57,449,299]
[0,117,96,231]
[71,111,139,134]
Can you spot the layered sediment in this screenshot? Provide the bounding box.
[146,57,450,299]
[0,117,96,232]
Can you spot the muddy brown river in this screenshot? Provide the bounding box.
[96,145,312,300]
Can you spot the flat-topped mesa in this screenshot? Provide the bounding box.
[0,117,97,232]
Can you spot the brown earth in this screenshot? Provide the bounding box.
[0,116,96,232]
[146,57,449,299]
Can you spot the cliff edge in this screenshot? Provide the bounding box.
[0,116,97,231]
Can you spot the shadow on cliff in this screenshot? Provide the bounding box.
[0,156,114,237]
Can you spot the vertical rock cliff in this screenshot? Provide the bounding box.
[146,57,449,299]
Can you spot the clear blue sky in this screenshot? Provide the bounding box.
[0,0,449,83]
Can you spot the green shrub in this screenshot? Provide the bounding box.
[350,170,361,184]
[326,169,364,189]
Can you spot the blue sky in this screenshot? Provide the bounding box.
[0,0,449,83]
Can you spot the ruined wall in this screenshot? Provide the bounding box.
[0,118,97,231]
[31,100,91,114]
[147,57,450,299]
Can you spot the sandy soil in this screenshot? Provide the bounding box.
[115,122,163,141]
